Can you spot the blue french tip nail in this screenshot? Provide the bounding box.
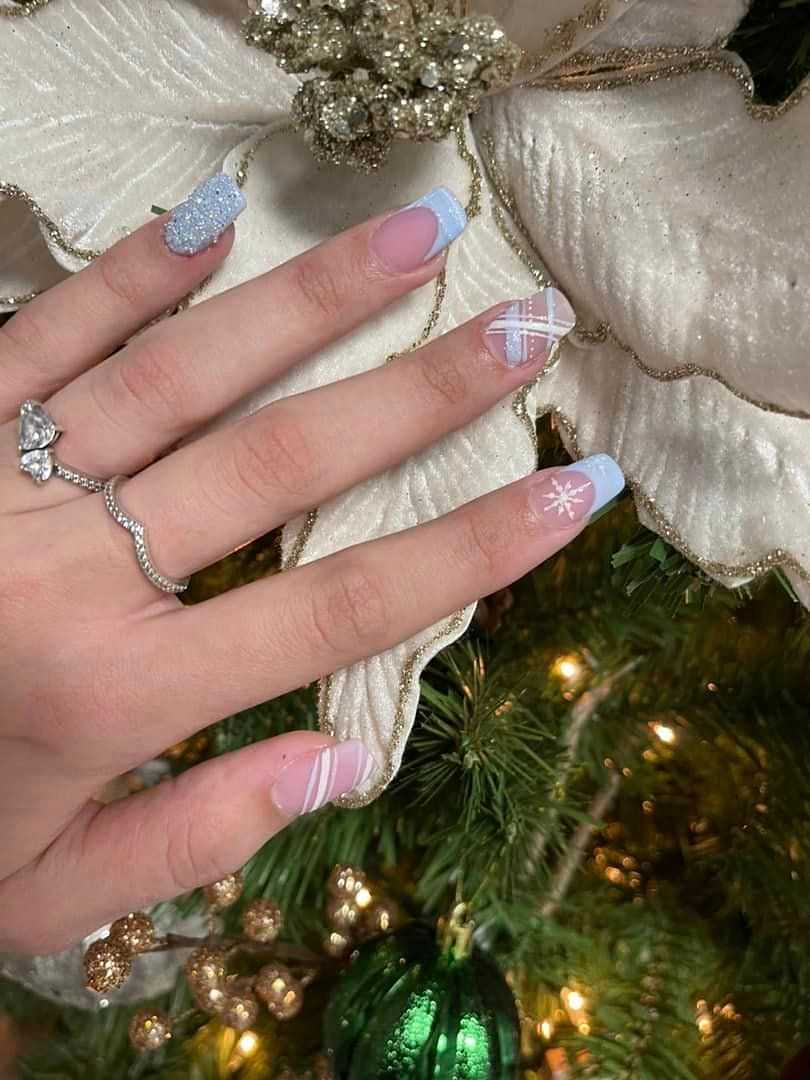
[405,186,467,260]
[163,173,247,256]
[560,454,625,515]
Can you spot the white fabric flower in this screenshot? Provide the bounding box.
[2,0,808,800]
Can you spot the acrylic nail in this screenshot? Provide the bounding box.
[370,186,467,273]
[486,287,576,368]
[529,454,625,527]
[270,739,375,818]
[163,172,247,256]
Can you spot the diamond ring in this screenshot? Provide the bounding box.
[103,475,190,595]
[17,400,106,492]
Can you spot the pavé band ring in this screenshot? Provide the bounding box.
[104,475,190,595]
[17,400,106,493]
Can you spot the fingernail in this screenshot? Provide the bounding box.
[370,186,467,273]
[163,173,247,256]
[529,454,625,527]
[270,739,375,818]
[486,287,576,368]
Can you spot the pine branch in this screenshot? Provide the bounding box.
[541,775,621,919]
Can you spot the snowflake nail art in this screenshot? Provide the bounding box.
[541,476,594,520]
[531,454,625,526]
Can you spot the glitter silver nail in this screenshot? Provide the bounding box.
[163,173,247,256]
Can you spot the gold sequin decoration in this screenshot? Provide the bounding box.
[0,0,54,16]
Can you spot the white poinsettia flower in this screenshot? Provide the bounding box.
[1,0,808,800]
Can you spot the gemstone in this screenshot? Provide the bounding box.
[420,62,441,88]
[20,448,54,483]
[18,401,58,451]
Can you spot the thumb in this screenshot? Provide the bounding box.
[1,731,374,955]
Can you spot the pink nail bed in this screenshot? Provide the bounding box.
[370,186,467,273]
[270,739,375,818]
[485,287,576,368]
[529,454,625,527]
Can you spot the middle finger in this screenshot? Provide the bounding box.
[98,288,576,584]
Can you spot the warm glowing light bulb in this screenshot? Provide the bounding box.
[541,1019,554,1040]
[236,1031,259,1057]
[567,991,585,1012]
[355,886,373,909]
[653,723,676,745]
[552,654,584,683]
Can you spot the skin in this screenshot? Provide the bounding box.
[0,208,588,955]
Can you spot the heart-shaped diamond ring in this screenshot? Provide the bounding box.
[17,400,107,492]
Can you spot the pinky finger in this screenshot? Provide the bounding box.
[0,731,373,955]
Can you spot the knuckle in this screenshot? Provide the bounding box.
[97,243,152,311]
[292,254,347,321]
[0,308,56,382]
[416,344,470,409]
[455,502,513,580]
[113,336,188,423]
[308,560,389,656]
[229,407,322,502]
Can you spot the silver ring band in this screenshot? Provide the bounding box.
[103,475,190,595]
[17,400,106,492]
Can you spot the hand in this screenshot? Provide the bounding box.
[0,175,622,954]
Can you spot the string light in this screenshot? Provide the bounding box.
[566,991,585,1012]
[551,654,585,683]
[236,1031,259,1057]
[540,1019,554,1040]
[652,722,677,745]
[696,1000,713,1037]
[355,886,373,909]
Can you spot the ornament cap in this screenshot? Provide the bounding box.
[439,901,474,959]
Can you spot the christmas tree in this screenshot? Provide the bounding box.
[1,1,810,1078]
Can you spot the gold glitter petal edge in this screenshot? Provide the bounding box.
[519,0,619,77]
[0,183,99,261]
[315,125,486,804]
[327,610,471,809]
[535,48,810,122]
[574,323,810,421]
[478,60,810,422]
[543,404,810,586]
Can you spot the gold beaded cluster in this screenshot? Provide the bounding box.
[243,0,521,171]
[83,912,157,994]
[83,866,401,1053]
[323,864,402,957]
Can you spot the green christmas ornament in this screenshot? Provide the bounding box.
[324,905,519,1079]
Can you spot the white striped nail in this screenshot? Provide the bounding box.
[271,740,375,818]
[486,287,576,368]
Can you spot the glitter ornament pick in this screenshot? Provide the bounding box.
[83,939,132,993]
[243,0,522,170]
[241,897,284,943]
[108,912,156,955]
[204,871,244,911]
[128,1008,173,1052]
